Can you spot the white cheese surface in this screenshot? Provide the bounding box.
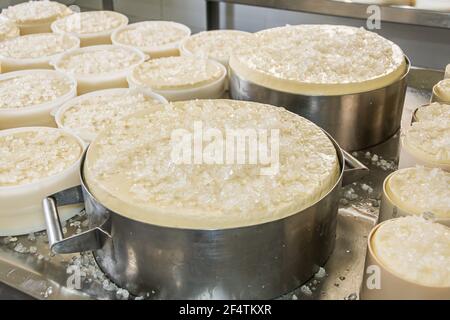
[1,0,71,25]
[0,71,74,109]
[0,19,19,42]
[372,216,450,287]
[85,99,340,229]
[229,24,406,95]
[130,56,225,90]
[59,89,166,142]
[112,21,189,51]
[434,79,450,102]
[0,33,79,59]
[386,166,450,218]
[403,120,450,165]
[51,11,127,35]
[55,45,143,77]
[0,128,82,187]
[181,30,252,66]
[415,102,450,122]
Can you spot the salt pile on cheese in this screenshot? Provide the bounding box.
[386,166,450,219]
[0,127,83,235]
[57,88,166,142]
[112,21,190,57]
[372,216,450,287]
[1,0,72,34]
[51,11,128,46]
[0,33,79,72]
[181,29,252,66]
[53,45,145,94]
[0,70,76,129]
[229,24,406,95]
[128,56,226,100]
[0,19,19,42]
[0,129,82,187]
[402,120,450,166]
[85,99,340,229]
[415,102,450,122]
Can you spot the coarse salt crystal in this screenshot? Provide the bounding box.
[314,267,327,279]
[0,72,74,109]
[300,285,312,296]
[0,128,82,187]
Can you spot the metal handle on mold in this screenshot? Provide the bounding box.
[42,186,110,254]
[342,150,369,186]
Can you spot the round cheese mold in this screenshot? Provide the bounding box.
[399,120,450,171]
[0,18,19,42]
[84,99,340,229]
[431,79,450,104]
[51,10,128,47]
[361,216,450,300]
[0,69,77,129]
[229,24,406,96]
[111,21,191,58]
[0,33,80,73]
[55,88,168,143]
[180,29,252,67]
[127,56,226,101]
[380,167,450,226]
[1,0,72,35]
[52,45,146,94]
[0,127,85,236]
[372,217,450,288]
[413,102,450,123]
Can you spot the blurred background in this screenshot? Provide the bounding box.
[1,0,449,69]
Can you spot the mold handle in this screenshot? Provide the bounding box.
[42,185,110,254]
[342,150,369,186]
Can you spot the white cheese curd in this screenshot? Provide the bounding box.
[56,88,167,142]
[401,120,450,168]
[0,128,81,186]
[180,29,253,66]
[386,166,450,219]
[111,21,190,58]
[415,102,450,122]
[0,127,84,236]
[0,33,79,72]
[51,10,128,47]
[1,1,72,34]
[0,19,19,42]
[372,216,450,287]
[0,69,76,129]
[432,79,450,103]
[53,45,145,94]
[229,24,406,95]
[445,64,450,79]
[0,72,73,108]
[85,99,340,229]
[128,56,226,101]
[55,45,141,75]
